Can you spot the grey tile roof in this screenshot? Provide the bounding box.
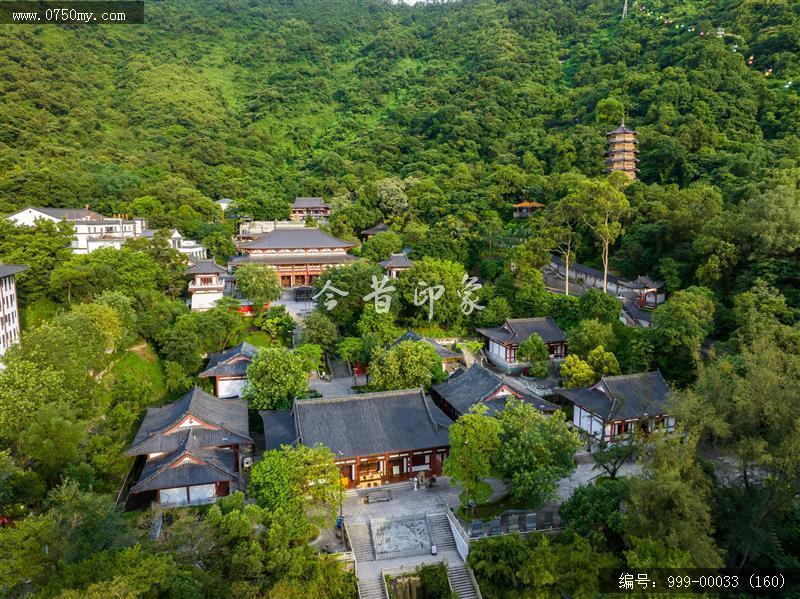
[229,253,357,266]
[260,410,298,450]
[621,298,655,323]
[131,433,237,493]
[0,264,28,278]
[294,389,452,458]
[185,258,227,275]
[477,317,565,345]
[127,387,251,456]
[361,223,390,236]
[555,371,671,422]
[199,342,259,378]
[237,227,355,250]
[293,197,329,209]
[621,275,664,290]
[432,364,558,416]
[607,124,637,135]
[550,255,620,285]
[391,330,460,360]
[380,253,413,269]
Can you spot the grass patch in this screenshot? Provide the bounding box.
[241,330,278,348]
[104,342,166,404]
[20,298,62,330]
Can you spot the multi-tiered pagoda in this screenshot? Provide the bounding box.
[605,121,638,179]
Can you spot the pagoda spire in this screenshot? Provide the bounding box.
[605,119,638,179]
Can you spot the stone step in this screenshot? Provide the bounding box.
[427,513,457,550]
[345,521,375,562]
[447,563,479,599]
[358,575,386,599]
[575,451,595,464]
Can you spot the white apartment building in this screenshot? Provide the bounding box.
[0,264,27,359]
[6,207,206,258]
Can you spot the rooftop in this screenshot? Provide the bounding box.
[199,342,260,379]
[131,431,237,493]
[432,364,558,416]
[361,222,390,236]
[185,258,227,275]
[127,386,252,456]
[380,253,413,269]
[391,330,460,360]
[237,227,356,251]
[292,197,329,209]
[0,264,28,278]
[555,371,671,422]
[476,317,565,345]
[291,388,452,458]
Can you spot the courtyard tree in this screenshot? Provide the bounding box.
[244,347,308,410]
[258,305,296,345]
[443,406,502,507]
[568,319,615,359]
[495,399,581,505]
[300,310,339,352]
[586,345,620,378]
[360,230,403,262]
[249,444,341,540]
[560,355,596,389]
[517,333,549,378]
[398,257,468,329]
[234,263,281,311]
[368,340,444,391]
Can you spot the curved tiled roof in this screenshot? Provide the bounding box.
[238,227,355,250]
[199,342,259,378]
[294,388,452,458]
[127,387,251,456]
[477,317,565,345]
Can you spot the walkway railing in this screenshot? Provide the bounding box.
[342,522,362,599]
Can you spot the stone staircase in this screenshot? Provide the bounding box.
[575,450,595,465]
[346,520,375,562]
[358,573,386,599]
[428,513,457,551]
[447,562,480,599]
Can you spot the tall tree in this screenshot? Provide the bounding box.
[244,347,308,410]
[572,175,630,292]
[443,407,502,507]
[234,264,282,312]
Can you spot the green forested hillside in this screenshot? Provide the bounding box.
[1,0,799,302]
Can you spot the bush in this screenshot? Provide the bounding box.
[417,563,455,599]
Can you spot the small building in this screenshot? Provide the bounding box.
[477,317,567,374]
[379,253,413,279]
[6,206,147,254]
[605,121,639,179]
[142,228,207,260]
[291,197,330,222]
[198,342,259,398]
[262,388,452,489]
[431,364,558,421]
[236,219,305,242]
[216,198,233,213]
[185,258,227,311]
[513,201,545,219]
[0,264,27,359]
[232,227,356,287]
[360,222,390,240]
[391,330,461,370]
[620,298,655,328]
[554,371,674,447]
[622,276,665,308]
[126,387,252,507]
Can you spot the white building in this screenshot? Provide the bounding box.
[142,229,207,259]
[555,371,675,449]
[6,206,146,254]
[0,264,27,359]
[185,259,226,311]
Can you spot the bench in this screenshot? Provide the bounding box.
[365,490,392,504]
